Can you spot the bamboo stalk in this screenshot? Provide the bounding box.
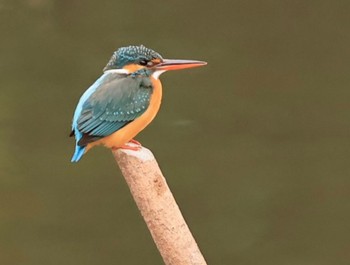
[112,146,207,265]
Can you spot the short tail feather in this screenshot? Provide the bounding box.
[71,145,86,162]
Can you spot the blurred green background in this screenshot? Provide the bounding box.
[1,0,350,264]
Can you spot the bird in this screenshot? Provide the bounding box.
[70,45,207,162]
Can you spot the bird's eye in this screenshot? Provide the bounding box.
[139,60,148,66]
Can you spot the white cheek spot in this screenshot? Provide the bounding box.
[104,69,130,74]
[152,70,166,80]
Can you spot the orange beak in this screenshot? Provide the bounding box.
[156,59,207,71]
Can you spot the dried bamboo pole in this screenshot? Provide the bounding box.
[112,146,207,265]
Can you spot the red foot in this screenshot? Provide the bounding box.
[112,144,141,151]
[129,139,141,146]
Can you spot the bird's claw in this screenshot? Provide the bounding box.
[128,139,142,146]
[112,143,141,151]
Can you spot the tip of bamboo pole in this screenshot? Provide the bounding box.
[112,143,208,265]
[112,144,155,162]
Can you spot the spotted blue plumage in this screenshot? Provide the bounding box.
[104,45,162,71]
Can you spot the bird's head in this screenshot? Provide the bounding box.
[103,45,206,79]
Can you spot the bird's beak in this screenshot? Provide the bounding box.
[155,59,207,71]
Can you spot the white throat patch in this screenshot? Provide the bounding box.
[152,70,166,80]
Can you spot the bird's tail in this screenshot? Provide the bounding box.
[71,145,86,162]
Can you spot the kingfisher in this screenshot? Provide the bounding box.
[70,45,206,162]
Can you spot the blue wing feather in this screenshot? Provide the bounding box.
[71,73,111,162]
[71,70,152,162]
[71,145,85,162]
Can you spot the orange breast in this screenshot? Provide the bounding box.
[86,77,162,151]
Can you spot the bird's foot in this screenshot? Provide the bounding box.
[128,139,142,146]
[112,143,141,151]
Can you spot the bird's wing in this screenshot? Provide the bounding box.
[75,73,153,146]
